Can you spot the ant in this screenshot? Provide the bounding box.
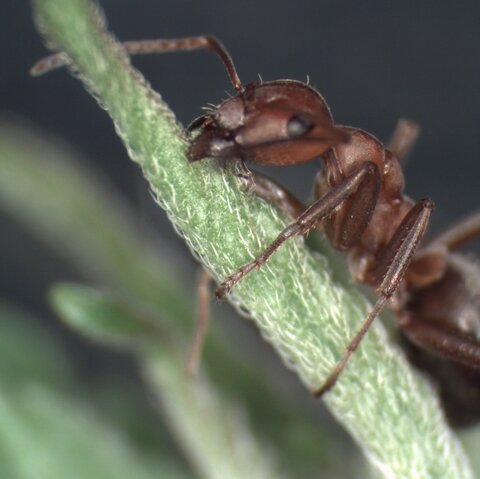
[32,35,480,422]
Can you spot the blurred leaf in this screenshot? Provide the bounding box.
[0,385,193,479]
[0,303,71,388]
[0,121,191,330]
[50,281,365,478]
[50,282,288,479]
[0,304,194,479]
[49,283,164,348]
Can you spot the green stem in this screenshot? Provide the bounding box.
[31,0,474,477]
[0,123,347,477]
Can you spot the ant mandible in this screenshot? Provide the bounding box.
[32,36,480,411]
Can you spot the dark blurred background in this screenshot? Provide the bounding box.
[2,0,480,374]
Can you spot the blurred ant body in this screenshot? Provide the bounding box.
[32,35,480,424]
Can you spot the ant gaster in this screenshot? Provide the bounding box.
[32,36,480,422]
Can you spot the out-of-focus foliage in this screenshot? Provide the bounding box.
[0,123,362,478]
[0,303,193,479]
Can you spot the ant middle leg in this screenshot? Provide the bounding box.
[216,161,381,298]
[186,267,213,377]
[314,198,434,396]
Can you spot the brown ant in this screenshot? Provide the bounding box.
[32,36,480,422]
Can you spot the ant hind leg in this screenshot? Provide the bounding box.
[387,118,420,164]
[314,198,433,396]
[428,211,480,251]
[399,313,480,369]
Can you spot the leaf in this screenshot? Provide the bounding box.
[49,283,163,348]
[50,282,288,479]
[0,303,71,388]
[0,304,193,479]
[0,385,192,479]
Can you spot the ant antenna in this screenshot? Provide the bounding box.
[30,35,244,92]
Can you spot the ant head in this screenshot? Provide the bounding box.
[188,80,348,166]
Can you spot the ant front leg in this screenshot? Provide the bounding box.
[216,161,380,298]
[315,198,434,396]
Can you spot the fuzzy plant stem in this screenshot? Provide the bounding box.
[31,1,474,477]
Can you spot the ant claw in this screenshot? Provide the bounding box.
[313,381,333,398]
[215,277,236,299]
[215,285,228,299]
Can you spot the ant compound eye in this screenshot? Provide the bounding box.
[287,115,313,138]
